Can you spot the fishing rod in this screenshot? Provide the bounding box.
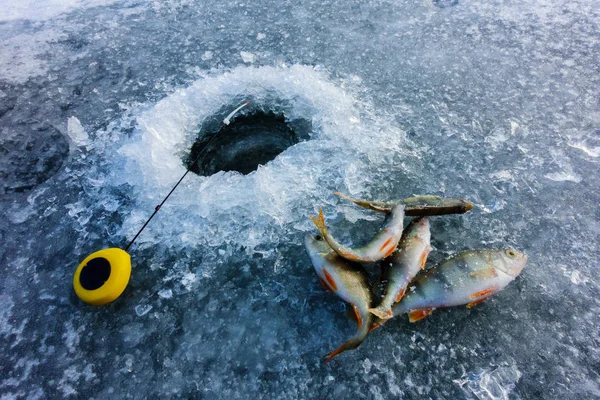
[73,101,251,306]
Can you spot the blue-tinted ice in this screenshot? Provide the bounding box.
[1,0,599,398]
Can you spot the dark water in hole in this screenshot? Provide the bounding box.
[188,111,307,176]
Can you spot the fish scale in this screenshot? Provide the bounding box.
[393,249,527,322]
[369,217,432,320]
[304,233,374,362]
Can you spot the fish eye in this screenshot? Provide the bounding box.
[315,235,323,241]
[506,249,517,258]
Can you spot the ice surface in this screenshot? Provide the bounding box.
[0,0,122,22]
[454,365,522,400]
[1,0,599,398]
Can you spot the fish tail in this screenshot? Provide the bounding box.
[334,192,389,213]
[334,191,359,204]
[323,314,371,362]
[310,209,329,237]
[323,338,362,363]
[368,305,393,320]
[323,339,360,363]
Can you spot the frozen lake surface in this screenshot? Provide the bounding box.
[1,0,599,398]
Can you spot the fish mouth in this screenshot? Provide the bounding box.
[500,251,528,277]
[464,200,475,212]
[514,254,528,276]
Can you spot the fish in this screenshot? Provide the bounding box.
[369,217,432,320]
[304,233,374,362]
[310,205,405,263]
[392,249,527,322]
[334,192,474,216]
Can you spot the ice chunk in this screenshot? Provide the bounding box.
[568,141,600,158]
[240,51,256,63]
[545,171,582,183]
[135,304,153,316]
[67,116,90,149]
[454,365,522,400]
[544,149,582,183]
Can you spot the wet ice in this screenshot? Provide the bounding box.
[1,0,599,399]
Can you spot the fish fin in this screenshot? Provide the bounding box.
[468,267,498,279]
[352,305,363,330]
[337,248,362,262]
[466,296,490,309]
[469,287,495,299]
[318,277,334,293]
[310,209,329,237]
[323,345,346,363]
[333,192,390,213]
[379,238,393,253]
[408,308,435,323]
[368,306,393,320]
[369,318,386,332]
[419,249,430,270]
[383,244,397,258]
[333,191,357,203]
[323,269,338,291]
[311,208,363,262]
[323,337,363,363]
[395,287,407,303]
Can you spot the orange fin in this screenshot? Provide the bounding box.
[323,270,337,291]
[319,277,334,293]
[466,296,490,309]
[323,344,346,363]
[310,209,329,236]
[337,248,362,261]
[395,287,407,303]
[408,308,435,323]
[379,238,392,253]
[353,305,363,330]
[469,287,495,299]
[368,307,393,320]
[419,249,430,270]
[323,337,364,363]
[384,244,397,258]
[468,267,498,279]
[369,319,386,332]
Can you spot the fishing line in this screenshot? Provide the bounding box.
[124,101,250,251]
[73,100,250,306]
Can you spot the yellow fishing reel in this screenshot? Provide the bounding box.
[73,248,131,305]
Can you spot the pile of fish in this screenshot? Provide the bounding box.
[305,192,527,362]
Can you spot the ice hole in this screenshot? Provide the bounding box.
[187,109,311,176]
